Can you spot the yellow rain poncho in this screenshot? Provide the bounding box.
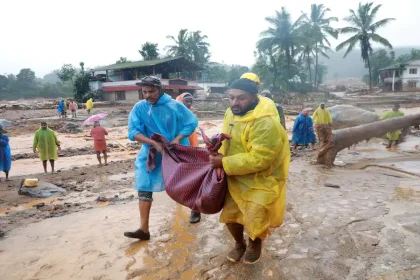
[219,96,290,240]
[33,128,59,161]
[381,110,405,141]
[313,105,332,125]
[86,98,93,111]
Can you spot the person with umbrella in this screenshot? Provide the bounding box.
[124,76,198,240]
[90,121,108,166]
[0,125,11,181]
[33,122,61,173]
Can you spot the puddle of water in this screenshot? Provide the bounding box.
[0,197,57,215]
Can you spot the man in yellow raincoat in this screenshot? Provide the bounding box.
[381,104,405,148]
[86,98,93,115]
[33,122,61,173]
[313,103,332,148]
[210,76,290,264]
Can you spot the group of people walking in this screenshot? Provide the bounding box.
[291,103,332,150]
[57,98,93,118]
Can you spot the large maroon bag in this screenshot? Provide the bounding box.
[147,129,231,214]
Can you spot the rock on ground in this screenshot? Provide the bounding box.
[329,105,379,129]
[18,181,67,198]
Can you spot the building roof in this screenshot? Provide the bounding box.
[379,63,406,71]
[93,56,203,72]
[102,84,203,92]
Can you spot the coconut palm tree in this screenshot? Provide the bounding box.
[302,4,338,89]
[336,2,395,90]
[257,7,306,76]
[166,29,191,58]
[188,31,210,66]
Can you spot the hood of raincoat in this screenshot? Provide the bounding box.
[229,96,278,123]
[153,93,171,106]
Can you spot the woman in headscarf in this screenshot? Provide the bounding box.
[0,125,12,181]
[292,108,316,150]
[175,92,201,223]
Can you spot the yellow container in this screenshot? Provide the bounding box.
[23,178,39,188]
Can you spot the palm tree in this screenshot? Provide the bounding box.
[166,29,191,58]
[336,2,395,90]
[257,7,306,76]
[188,31,210,66]
[303,4,338,89]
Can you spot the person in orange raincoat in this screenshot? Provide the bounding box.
[176,92,201,223]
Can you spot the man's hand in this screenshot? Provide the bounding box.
[171,135,184,145]
[153,142,164,154]
[209,153,224,168]
[57,145,62,151]
[33,148,37,154]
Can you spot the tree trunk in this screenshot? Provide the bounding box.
[367,54,372,91]
[307,52,312,87]
[314,43,319,91]
[316,114,420,167]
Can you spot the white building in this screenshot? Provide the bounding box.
[380,60,420,91]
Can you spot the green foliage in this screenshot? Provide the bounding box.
[139,42,160,60]
[336,2,395,89]
[255,4,337,92]
[82,89,103,102]
[116,57,130,64]
[73,72,91,102]
[0,68,72,100]
[166,29,210,66]
[204,66,228,82]
[57,64,76,83]
[227,65,249,85]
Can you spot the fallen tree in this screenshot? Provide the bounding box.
[317,113,420,166]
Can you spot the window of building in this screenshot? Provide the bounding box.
[409,68,417,74]
[115,91,126,101]
[408,81,417,88]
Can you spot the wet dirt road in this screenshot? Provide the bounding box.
[1,160,420,280]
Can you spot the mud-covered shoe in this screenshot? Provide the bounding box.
[124,229,150,240]
[244,238,262,264]
[189,211,201,224]
[227,240,246,262]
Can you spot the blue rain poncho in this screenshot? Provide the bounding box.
[57,100,65,113]
[292,113,316,145]
[128,93,198,192]
[0,134,11,172]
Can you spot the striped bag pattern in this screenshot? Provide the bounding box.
[147,130,231,214]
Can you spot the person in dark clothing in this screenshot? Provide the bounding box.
[260,90,286,129]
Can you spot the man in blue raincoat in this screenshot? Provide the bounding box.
[124,76,198,240]
[57,99,65,118]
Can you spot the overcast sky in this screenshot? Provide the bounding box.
[1,0,418,77]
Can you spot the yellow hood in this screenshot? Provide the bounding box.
[230,96,278,123]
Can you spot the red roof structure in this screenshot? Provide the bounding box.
[102,85,202,92]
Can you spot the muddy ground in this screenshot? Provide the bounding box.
[0,103,419,280]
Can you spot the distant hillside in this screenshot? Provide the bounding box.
[320,46,420,80]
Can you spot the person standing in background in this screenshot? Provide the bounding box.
[313,103,332,148]
[90,121,109,166]
[86,98,93,115]
[176,92,201,223]
[292,108,316,150]
[381,104,405,148]
[70,100,78,118]
[260,90,286,129]
[33,122,61,173]
[0,125,11,181]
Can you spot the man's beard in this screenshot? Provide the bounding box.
[231,99,259,116]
